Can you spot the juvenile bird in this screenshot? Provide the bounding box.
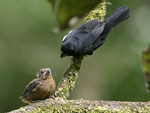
[20,68,56,104]
[60,6,130,57]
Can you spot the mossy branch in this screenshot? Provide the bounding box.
[9,98,150,113]
[54,56,83,99]
[84,0,107,22]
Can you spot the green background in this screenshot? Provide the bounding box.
[0,0,150,112]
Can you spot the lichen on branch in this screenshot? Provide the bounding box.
[9,98,150,113]
[54,56,83,99]
[84,0,111,22]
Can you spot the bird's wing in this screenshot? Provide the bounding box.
[63,19,101,43]
[83,19,100,32]
[83,19,105,46]
[21,79,42,97]
[92,22,105,39]
[84,21,105,49]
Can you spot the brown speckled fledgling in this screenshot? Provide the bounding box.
[20,68,56,104]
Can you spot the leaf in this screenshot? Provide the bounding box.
[48,0,57,8]
[49,0,103,30]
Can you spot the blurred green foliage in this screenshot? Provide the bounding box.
[142,46,150,73]
[141,45,150,92]
[49,0,102,29]
[0,0,150,112]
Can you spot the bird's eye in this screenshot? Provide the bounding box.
[40,71,44,74]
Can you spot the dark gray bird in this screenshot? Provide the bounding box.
[60,6,130,57]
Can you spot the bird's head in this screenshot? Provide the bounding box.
[60,30,79,58]
[60,40,77,58]
[37,68,52,80]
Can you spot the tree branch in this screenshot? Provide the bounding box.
[9,98,150,113]
[54,56,83,99]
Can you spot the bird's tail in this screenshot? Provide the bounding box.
[104,6,130,28]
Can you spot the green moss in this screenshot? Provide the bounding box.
[19,108,26,112]
[54,56,83,99]
[84,0,111,22]
[18,99,150,113]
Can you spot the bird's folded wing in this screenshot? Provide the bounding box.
[83,19,100,32]
[89,22,105,48]
[21,79,42,97]
[92,22,105,39]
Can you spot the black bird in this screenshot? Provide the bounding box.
[60,6,130,57]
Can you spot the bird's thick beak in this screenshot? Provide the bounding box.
[46,69,51,75]
[46,69,50,73]
[60,51,67,58]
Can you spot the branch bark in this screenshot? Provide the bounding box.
[8,98,150,113]
[54,56,83,99]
